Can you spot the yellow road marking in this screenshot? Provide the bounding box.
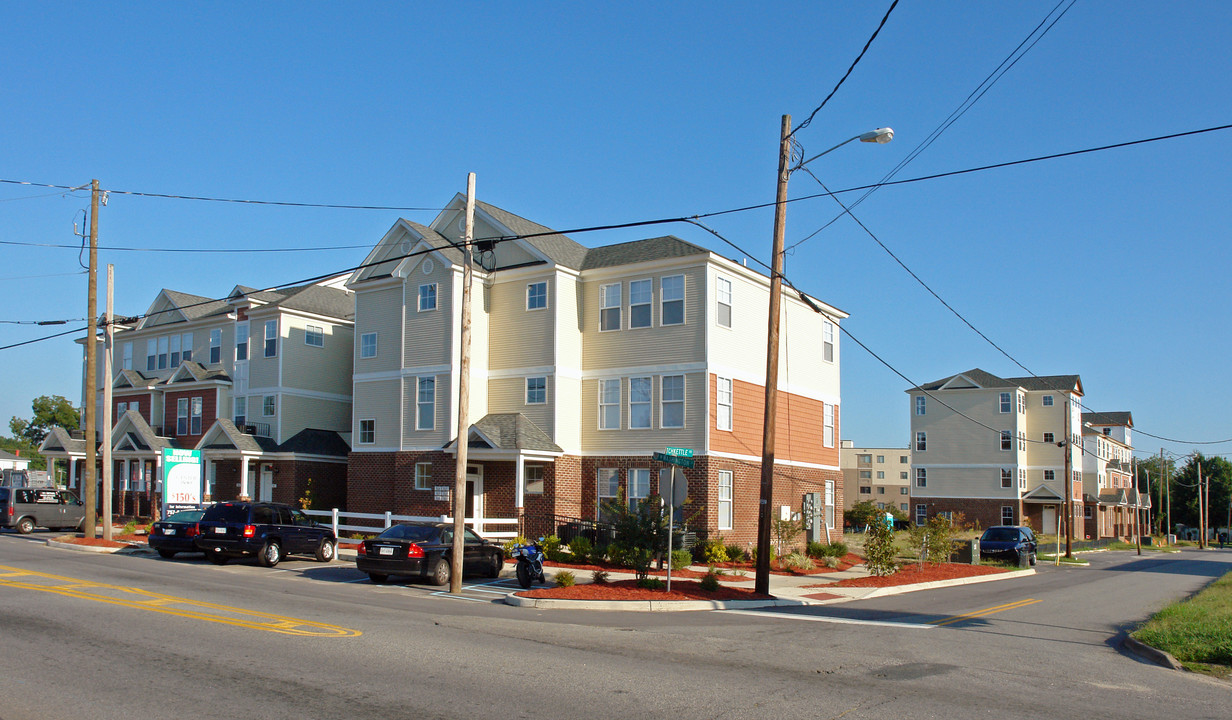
[0,564,360,638]
[930,598,1041,627]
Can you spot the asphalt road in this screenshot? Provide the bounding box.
[0,532,1228,720]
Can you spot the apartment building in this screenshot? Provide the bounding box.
[41,279,355,515]
[840,441,911,517]
[345,197,847,543]
[1080,411,1143,539]
[906,369,1087,533]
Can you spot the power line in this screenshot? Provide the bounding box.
[0,239,375,254]
[789,0,899,139]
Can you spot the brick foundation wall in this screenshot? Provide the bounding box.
[912,497,1022,530]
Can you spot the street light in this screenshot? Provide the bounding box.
[754,116,892,596]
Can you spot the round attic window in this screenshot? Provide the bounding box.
[399,239,412,256]
[422,259,434,274]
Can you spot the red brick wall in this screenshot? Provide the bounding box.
[162,388,218,446]
[114,393,152,425]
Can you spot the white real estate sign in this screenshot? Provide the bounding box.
[162,448,203,516]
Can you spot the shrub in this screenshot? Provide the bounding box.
[826,541,849,558]
[705,564,726,577]
[909,515,956,565]
[592,569,610,584]
[694,537,729,564]
[699,571,720,592]
[501,535,530,559]
[628,548,654,581]
[772,516,805,555]
[864,512,898,576]
[725,543,747,562]
[637,577,666,591]
[567,536,593,564]
[820,555,840,569]
[670,549,693,570]
[541,535,566,563]
[554,570,576,588]
[121,519,138,535]
[806,541,828,559]
[750,545,776,566]
[779,551,815,572]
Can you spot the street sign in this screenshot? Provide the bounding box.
[653,451,694,469]
[664,446,693,458]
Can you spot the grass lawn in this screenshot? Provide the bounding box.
[1132,571,1232,677]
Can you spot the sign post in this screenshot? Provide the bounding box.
[655,449,692,593]
[161,448,203,517]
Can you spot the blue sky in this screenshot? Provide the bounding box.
[2,1,1229,460]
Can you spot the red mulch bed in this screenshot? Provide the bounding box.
[534,552,863,579]
[519,579,772,602]
[816,563,1007,588]
[707,552,864,576]
[57,534,143,549]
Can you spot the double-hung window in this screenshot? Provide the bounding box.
[661,275,684,325]
[157,336,169,369]
[414,462,431,490]
[716,377,733,431]
[629,377,652,429]
[717,470,733,530]
[1017,393,1026,414]
[264,320,278,358]
[418,283,437,312]
[823,321,834,362]
[263,395,276,417]
[526,377,546,405]
[234,397,246,428]
[170,334,181,368]
[599,379,620,429]
[358,419,375,445]
[1000,430,1012,451]
[525,465,544,494]
[915,468,927,487]
[526,281,547,310]
[627,468,649,511]
[629,279,652,329]
[600,283,621,331]
[181,333,193,362]
[715,277,732,328]
[661,375,684,428]
[915,431,926,451]
[1002,506,1015,525]
[209,329,221,364]
[360,332,377,359]
[235,323,249,361]
[999,392,1012,413]
[122,342,132,370]
[417,377,435,430]
[176,398,189,436]
[915,504,928,526]
[147,339,157,371]
[305,324,324,347]
[597,469,619,522]
[823,403,835,448]
[915,395,926,415]
[1001,469,1013,488]
[190,397,202,435]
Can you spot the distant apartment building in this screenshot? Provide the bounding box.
[1081,411,1143,539]
[840,441,911,517]
[345,197,847,542]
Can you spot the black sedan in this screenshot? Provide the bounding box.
[355,522,504,585]
[147,509,206,559]
[979,525,1037,566]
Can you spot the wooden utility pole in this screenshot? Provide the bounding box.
[102,264,114,541]
[755,115,792,596]
[1163,448,1170,544]
[1063,399,1073,558]
[1197,458,1206,549]
[83,179,100,539]
[1135,459,1142,555]
[450,173,476,595]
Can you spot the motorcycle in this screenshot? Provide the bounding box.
[511,539,546,589]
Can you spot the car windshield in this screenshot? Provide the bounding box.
[982,528,1019,542]
[165,510,205,523]
[377,524,440,542]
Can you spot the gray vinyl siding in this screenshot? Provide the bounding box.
[354,379,400,448]
[355,286,402,374]
[581,266,706,370]
[488,274,554,370]
[578,372,706,454]
[404,263,453,368]
[280,395,352,438]
[247,313,280,390]
[280,315,353,396]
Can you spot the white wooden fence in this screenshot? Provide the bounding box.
[303,508,519,541]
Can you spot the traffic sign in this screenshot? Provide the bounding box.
[653,451,694,469]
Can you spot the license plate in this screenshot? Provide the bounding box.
[165,529,176,535]
[213,527,227,534]
[378,547,394,556]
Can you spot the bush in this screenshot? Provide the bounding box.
[750,545,776,566]
[541,535,566,563]
[700,571,720,592]
[592,569,610,584]
[864,513,898,576]
[501,535,529,559]
[909,515,956,565]
[725,543,747,562]
[694,537,729,564]
[806,541,828,559]
[825,541,849,558]
[779,551,815,572]
[670,549,693,570]
[567,536,593,564]
[772,516,805,555]
[554,570,576,588]
[637,577,666,591]
[820,555,840,569]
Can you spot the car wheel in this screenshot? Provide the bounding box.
[157,549,177,559]
[368,572,388,584]
[206,550,227,565]
[258,541,282,567]
[1029,551,1037,566]
[429,557,450,586]
[515,560,532,589]
[315,539,335,563]
[485,553,502,578]
[16,517,34,534]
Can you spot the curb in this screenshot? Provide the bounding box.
[844,568,1036,599]
[45,537,143,555]
[503,593,809,612]
[1122,635,1186,671]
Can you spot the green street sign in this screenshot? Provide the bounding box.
[664,446,693,458]
[654,451,694,469]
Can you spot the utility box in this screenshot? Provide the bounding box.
[949,538,981,564]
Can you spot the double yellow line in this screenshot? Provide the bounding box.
[930,598,1041,627]
[0,564,361,638]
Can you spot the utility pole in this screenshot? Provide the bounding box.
[1197,458,1206,549]
[83,179,100,539]
[755,114,792,596]
[1135,459,1142,555]
[1063,399,1072,558]
[1163,448,1170,544]
[101,264,114,541]
[450,172,476,595]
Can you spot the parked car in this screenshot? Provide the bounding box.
[194,501,336,567]
[979,525,1037,566]
[355,522,504,585]
[0,487,84,534]
[147,509,207,559]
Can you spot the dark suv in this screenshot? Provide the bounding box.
[979,525,1038,566]
[194,501,336,567]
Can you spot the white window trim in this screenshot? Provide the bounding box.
[526,281,548,311]
[999,392,1012,413]
[715,276,733,329]
[264,320,278,358]
[716,376,733,432]
[599,282,621,332]
[263,395,276,417]
[599,378,620,430]
[525,376,547,405]
[915,468,927,488]
[305,324,324,347]
[823,403,834,448]
[360,332,378,359]
[628,278,653,330]
[416,376,435,431]
[916,432,926,452]
[717,470,733,530]
[418,283,438,312]
[915,395,926,415]
[524,465,545,495]
[629,376,652,430]
[660,374,684,429]
[627,467,650,509]
[358,418,376,445]
[414,461,431,490]
[176,398,189,436]
[660,274,684,326]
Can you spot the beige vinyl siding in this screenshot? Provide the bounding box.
[437,212,542,269]
[246,313,279,389]
[354,379,400,448]
[487,274,554,370]
[280,315,353,396]
[402,373,451,447]
[579,372,705,454]
[355,286,402,373]
[554,375,582,452]
[488,376,553,437]
[1023,390,1067,473]
[280,395,352,438]
[581,266,706,370]
[404,262,453,368]
[467,272,490,421]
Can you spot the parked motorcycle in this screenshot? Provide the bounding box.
[511,539,546,589]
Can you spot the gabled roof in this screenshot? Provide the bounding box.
[475,201,588,270]
[161,289,232,322]
[1023,484,1064,502]
[911,369,1083,396]
[1082,411,1133,428]
[1099,489,1128,506]
[447,413,563,453]
[242,280,353,321]
[163,361,231,385]
[581,235,709,270]
[39,426,90,454]
[278,428,351,457]
[112,410,174,453]
[196,419,279,453]
[1003,374,1083,396]
[114,369,157,389]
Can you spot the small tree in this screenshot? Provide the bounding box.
[846,501,881,529]
[772,515,805,556]
[863,513,898,576]
[909,515,956,565]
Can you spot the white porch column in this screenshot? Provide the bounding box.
[515,454,525,510]
[240,456,251,499]
[69,458,78,490]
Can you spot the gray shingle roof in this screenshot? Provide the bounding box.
[245,282,353,321]
[476,201,589,270]
[581,236,709,270]
[278,428,350,457]
[201,419,279,453]
[914,368,1012,391]
[116,409,175,451]
[39,426,89,454]
[161,289,232,321]
[164,361,231,385]
[456,413,563,453]
[1003,374,1082,393]
[1082,411,1133,427]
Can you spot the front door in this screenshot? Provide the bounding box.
[259,464,274,502]
[466,465,483,533]
[1042,505,1057,534]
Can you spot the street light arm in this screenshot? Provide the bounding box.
[790,127,893,172]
